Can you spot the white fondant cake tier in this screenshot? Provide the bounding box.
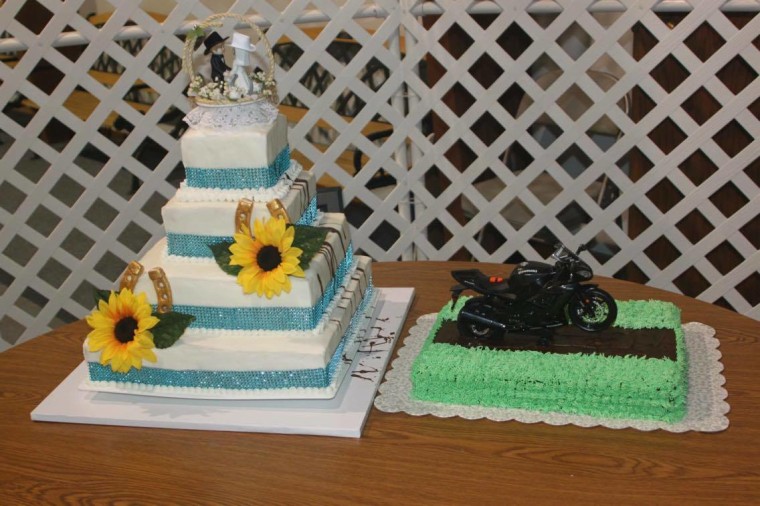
[84,257,373,372]
[162,166,316,239]
[181,113,288,170]
[134,213,352,310]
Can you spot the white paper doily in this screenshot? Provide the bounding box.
[184,99,278,128]
[374,315,730,432]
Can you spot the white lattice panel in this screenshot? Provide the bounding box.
[1,0,758,351]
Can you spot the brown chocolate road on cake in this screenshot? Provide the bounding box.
[434,321,677,360]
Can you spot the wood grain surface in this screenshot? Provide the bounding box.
[1,262,759,505]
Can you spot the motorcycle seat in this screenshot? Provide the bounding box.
[452,269,513,295]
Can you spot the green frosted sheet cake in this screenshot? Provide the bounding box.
[411,299,688,423]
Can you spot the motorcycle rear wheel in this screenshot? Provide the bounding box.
[567,288,617,332]
[458,317,501,340]
[457,298,504,340]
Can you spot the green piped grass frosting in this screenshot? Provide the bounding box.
[411,298,688,423]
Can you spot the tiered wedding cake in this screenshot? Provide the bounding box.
[82,16,375,399]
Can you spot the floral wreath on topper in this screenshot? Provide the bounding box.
[183,12,278,105]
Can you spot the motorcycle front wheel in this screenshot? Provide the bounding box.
[567,288,617,332]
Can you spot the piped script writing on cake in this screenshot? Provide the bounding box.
[81,13,376,399]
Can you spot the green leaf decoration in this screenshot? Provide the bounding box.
[151,311,195,349]
[189,25,205,39]
[209,241,242,276]
[94,289,112,306]
[292,225,328,270]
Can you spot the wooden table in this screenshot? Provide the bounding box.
[2,262,758,504]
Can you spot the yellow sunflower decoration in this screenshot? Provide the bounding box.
[86,288,160,373]
[229,216,305,298]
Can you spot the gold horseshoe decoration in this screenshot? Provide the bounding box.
[235,198,254,234]
[267,198,290,223]
[149,268,173,314]
[119,261,144,291]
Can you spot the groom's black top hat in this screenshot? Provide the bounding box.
[203,32,228,54]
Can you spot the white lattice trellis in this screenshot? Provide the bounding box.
[1,0,758,351]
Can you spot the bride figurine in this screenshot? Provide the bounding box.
[227,32,256,96]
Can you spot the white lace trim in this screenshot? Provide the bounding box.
[184,99,279,129]
[374,317,730,433]
[175,161,302,202]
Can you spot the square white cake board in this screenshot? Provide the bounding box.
[31,287,414,438]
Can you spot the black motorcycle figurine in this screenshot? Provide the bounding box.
[452,243,617,341]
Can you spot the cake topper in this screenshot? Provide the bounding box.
[451,242,617,343]
[203,31,230,82]
[183,12,278,105]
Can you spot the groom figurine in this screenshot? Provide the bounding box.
[203,32,230,83]
[227,32,256,96]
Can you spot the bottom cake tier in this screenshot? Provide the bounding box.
[411,298,688,422]
[82,257,376,400]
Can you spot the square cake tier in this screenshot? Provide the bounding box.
[163,166,317,258]
[181,113,289,189]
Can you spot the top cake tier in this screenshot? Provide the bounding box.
[181,105,289,191]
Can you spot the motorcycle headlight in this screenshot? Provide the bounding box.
[577,269,592,280]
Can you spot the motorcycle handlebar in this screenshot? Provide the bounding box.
[553,242,590,262]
